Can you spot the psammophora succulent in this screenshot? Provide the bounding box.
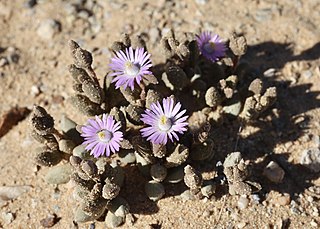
[30,30,275,227]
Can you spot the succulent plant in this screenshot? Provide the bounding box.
[29,30,276,227]
[223,152,261,195]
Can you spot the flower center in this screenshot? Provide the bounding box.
[97,130,113,143]
[203,42,215,54]
[158,115,173,131]
[125,62,140,76]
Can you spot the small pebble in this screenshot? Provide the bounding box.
[73,208,96,223]
[145,181,165,201]
[312,206,318,213]
[45,164,73,184]
[310,220,318,227]
[202,210,211,217]
[40,214,59,228]
[275,194,291,206]
[312,135,320,147]
[237,221,247,229]
[6,47,19,64]
[1,212,14,224]
[312,211,319,217]
[231,212,239,221]
[31,85,41,96]
[251,194,260,204]
[307,196,314,203]
[0,57,8,67]
[237,195,249,210]
[0,185,32,207]
[290,206,301,215]
[263,161,285,183]
[125,213,135,226]
[105,211,124,228]
[302,70,313,78]
[180,190,196,201]
[223,100,242,116]
[263,68,277,77]
[195,0,208,5]
[72,145,90,159]
[300,148,320,172]
[37,19,61,40]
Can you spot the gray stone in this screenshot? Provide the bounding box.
[302,70,313,79]
[300,148,320,172]
[74,208,97,223]
[150,164,167,182]
[73,145,90,159]
[223,152,242,167]
[195,0,208,5]
[180,190,196,201]
[164,166,185,183]
[0,185,31,207]
[145,180,165,201]
[60,114,77,132]
[105,211,124,228]
[223,99,242,117]
[37,19,61,40]
[1,212,14,224]
[201,181,216,198]
[108,197,130,217]
[30,85,41,97]
[117,149,136,165]
[45,164,73,184]
[263,68,277,78]
[59,139,76,154]
[263,161,285,183]
[0,57,8,67]
[60,114,82,144]
[237,195,249,210]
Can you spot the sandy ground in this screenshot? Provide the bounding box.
[0,0,319,228]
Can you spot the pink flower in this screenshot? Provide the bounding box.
[196,31,226,62]
[81,114,123,158]
[140,97,188,144]
[109,47,152,90]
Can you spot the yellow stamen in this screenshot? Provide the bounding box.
[97,131,106,140]
[125,62,134,69]
[160,116,168,125]
[125,61,140,76]
[158,115,172,131]
[97,130,112,143]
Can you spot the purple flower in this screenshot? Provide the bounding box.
[140,97,188,145]
[196,31,226,62]
[81,114,123,158]
[109,47,152,90]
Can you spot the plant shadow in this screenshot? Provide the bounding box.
[232,41,320,198]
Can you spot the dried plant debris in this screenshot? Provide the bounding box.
[0,107,30,138]
[29,29,278,227]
